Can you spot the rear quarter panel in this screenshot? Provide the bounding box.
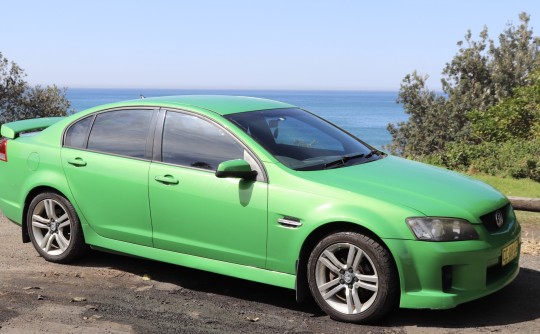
[0,124,77,225]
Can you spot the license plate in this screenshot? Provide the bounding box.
[501,239,519,266]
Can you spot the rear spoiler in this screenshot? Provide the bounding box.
[0,117,64,139]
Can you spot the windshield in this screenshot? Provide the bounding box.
[225,108,383,171]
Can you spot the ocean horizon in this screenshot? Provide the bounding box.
[66,89,408,149]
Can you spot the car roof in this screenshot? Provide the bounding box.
[103,95,296,115]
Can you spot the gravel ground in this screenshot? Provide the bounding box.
[1,213,539,334]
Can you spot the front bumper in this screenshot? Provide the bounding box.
[385,222,521,309]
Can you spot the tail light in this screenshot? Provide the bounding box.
[0,138,7,162]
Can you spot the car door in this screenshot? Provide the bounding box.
[149,110,268,268]
[61,108,157,246]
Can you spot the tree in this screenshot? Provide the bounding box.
[386,72,448,156]
[469,69,540,143]
[0,52,71,125]
[388,13,540,157]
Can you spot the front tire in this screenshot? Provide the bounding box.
[307,231,398,323]
[27,192,88,263]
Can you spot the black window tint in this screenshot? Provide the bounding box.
[64,116,93,148]
[162,112,244,171]
[87,110,153,158]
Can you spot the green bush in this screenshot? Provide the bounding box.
[469,70,540,143]
[421,140,540,182]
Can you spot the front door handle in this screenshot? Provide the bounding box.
[154,175,179,185]
[67,158,87,167]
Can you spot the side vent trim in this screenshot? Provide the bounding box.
[278,216,302,228]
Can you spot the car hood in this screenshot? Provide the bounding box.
[296,156,507,222]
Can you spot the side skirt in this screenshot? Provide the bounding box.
[82,225,296,290]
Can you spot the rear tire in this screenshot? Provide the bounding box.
[307,231,398,323]
[27,192,88,263]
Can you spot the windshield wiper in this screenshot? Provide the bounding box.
[324,152,366,169]
[324,149,384,169]
[365,148,383,158]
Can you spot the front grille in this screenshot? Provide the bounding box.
[480,204,512,233]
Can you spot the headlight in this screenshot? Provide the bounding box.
[406,217,479,241]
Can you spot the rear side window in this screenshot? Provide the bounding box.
[162,112,244,170]
[64,116,93,148]
[87,109,154,158]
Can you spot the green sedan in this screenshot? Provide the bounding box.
[0,96,520,323]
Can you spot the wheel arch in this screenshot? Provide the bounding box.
[295,221,399,304]
[22,186,72,243]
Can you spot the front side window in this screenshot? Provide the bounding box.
[226,108,381,171]
[87,109,153,158]
[162,111,244,171]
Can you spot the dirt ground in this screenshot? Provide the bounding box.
[1,213,540,334]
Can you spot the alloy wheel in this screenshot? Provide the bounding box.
[315,242,379,315]
[31,198,72,256]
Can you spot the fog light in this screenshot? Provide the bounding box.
[442,266,452,292]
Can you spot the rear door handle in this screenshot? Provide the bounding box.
[67,158,87,167]
[154,175,179,185]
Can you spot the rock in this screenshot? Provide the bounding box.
[154,282,181,293]
[134,285,153,292]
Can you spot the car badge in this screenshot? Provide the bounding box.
[495,210,504,228]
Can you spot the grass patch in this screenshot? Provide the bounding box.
[470,174,540,198]
[468,174,540,226]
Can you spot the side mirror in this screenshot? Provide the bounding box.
[215,159,257,181]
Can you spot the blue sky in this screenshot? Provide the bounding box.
[2,0,540,90]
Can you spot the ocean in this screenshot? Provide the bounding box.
[66,89,408,149]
